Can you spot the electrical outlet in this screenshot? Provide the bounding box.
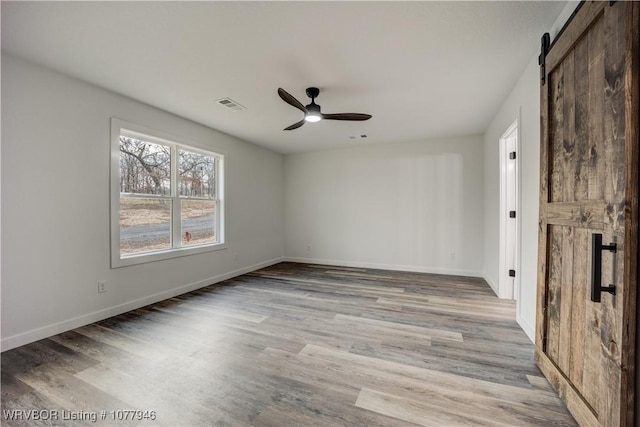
[307,245,311,252]
[98,280,107,293]
[449,252,456,260]
[234,253,238,262]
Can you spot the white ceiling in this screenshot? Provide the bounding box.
[1,1,566,154]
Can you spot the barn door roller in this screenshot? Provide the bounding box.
[538,33,551,85]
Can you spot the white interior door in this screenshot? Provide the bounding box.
[499,121,519,300]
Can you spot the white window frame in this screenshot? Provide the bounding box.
[110,118,226,268]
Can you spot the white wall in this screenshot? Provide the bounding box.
[1,54,285,350]
[285,136,484,276]
[483,54,539,340]
[482,1,580,341]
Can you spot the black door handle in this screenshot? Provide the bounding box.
[591,233,616,302]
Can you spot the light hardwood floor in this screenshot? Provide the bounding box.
[1,263,576,426]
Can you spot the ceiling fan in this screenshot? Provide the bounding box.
[278,87,372,131]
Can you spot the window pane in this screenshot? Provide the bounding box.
[120,136,171,195]
[181,200,216,246]
[179,149,215,198]
[120,197,172,255]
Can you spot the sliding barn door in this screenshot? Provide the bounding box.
[536,1,639,426]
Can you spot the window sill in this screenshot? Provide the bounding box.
[111,242,228,268]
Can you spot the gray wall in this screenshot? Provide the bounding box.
[284,136,484,276]
[1,54,285,350]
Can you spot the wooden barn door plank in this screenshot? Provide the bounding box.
[535,2,639,426]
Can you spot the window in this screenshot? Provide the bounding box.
[111,119,225,267]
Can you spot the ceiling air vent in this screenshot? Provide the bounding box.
[215,97,246,111]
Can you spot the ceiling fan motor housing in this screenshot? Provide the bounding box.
[305,87,320,99]
[305,102,321,114]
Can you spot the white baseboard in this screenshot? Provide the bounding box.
[284,257,483,278]
[516,311,535,343]
[1,257,284,352]
[482,274,499,297]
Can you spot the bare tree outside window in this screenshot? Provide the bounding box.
[179,149,215,198]
[118,136,218,255]
[119,137,170,195]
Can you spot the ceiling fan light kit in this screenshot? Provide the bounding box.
[304,114,322,123]
[278,87,371,131]
[304,101,322,122]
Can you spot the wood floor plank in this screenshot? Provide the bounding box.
[74,364,247,427]
[1,262,575,426]
[16,366,134,424]
[332,313,463,342]
[247,272,407,296]
[72,324,168,362]
[1,340,99,377]
[47,331,160,374]
[299,343,553,403]
[356,387,506,427]
[1,389,90,427]
[300,344,575,425]
[168,296,269,323]
[527,374,558,393]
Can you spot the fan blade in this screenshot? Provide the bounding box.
[278,88,307,113]
[322,113,372,121]
[284,119,305,131]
